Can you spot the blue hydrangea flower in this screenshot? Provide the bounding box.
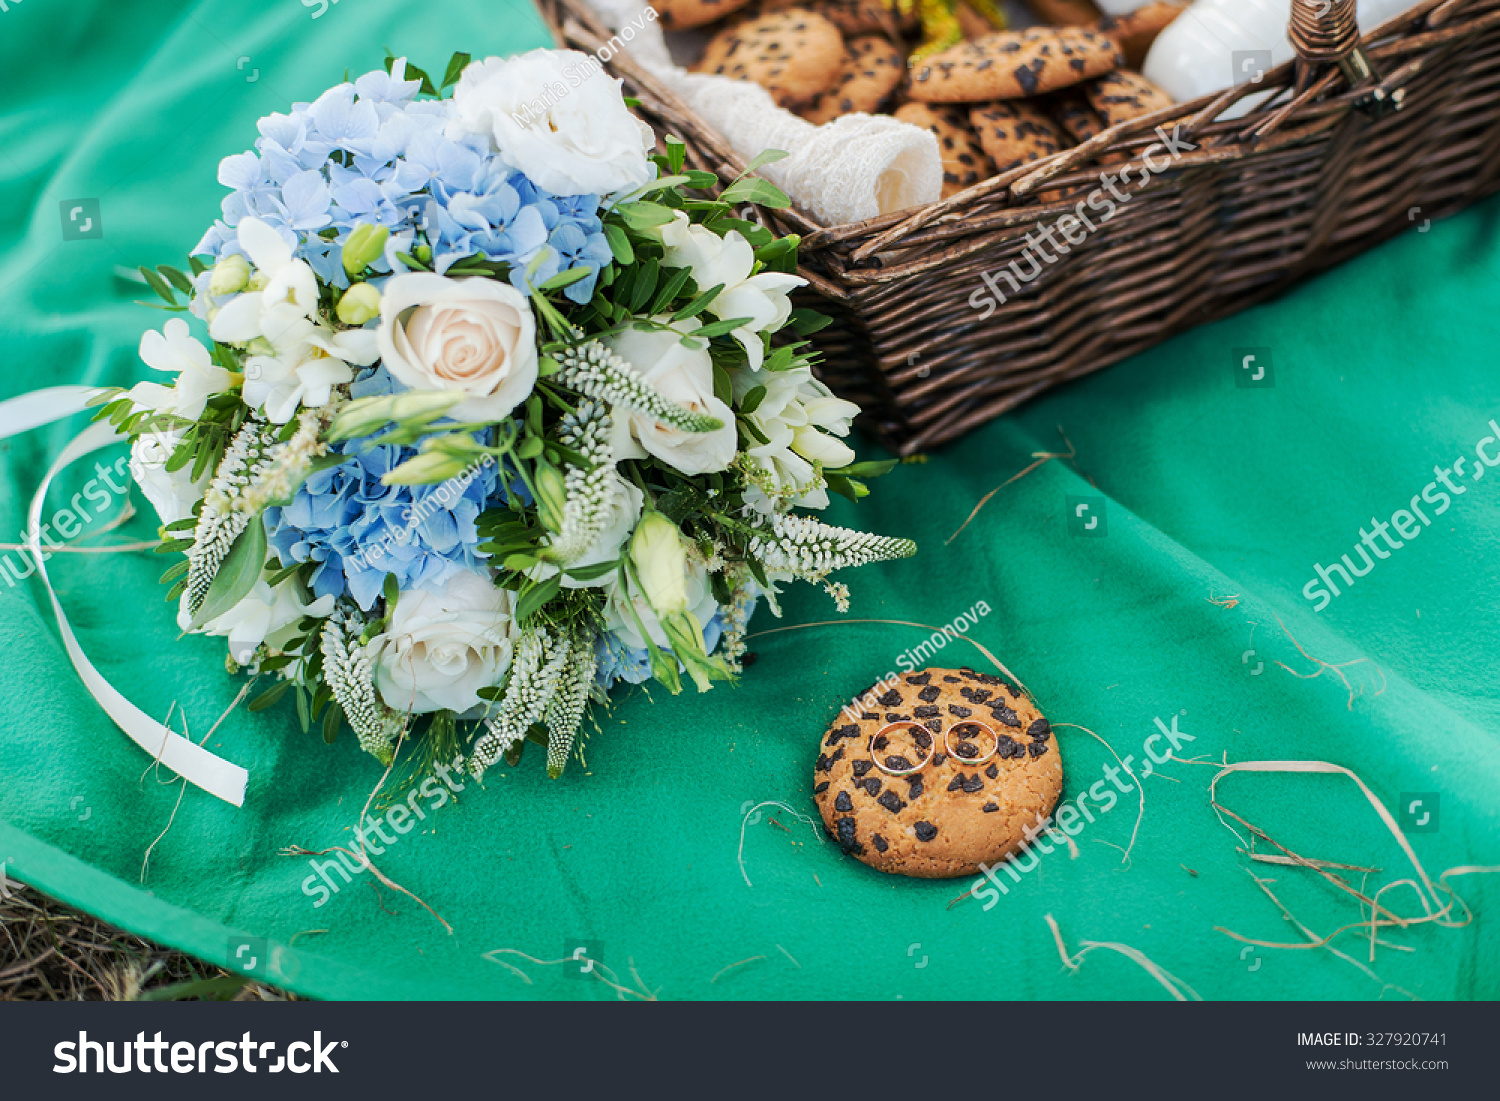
[593,608,732,692]
[192,60,613,306]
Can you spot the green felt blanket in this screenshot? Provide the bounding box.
[2,0,1497,1001]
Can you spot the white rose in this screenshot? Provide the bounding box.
[450,50,654,198]
[605,317,738,476]
[733,366,860,512]
[530,472,643,589]
[662,222,806,369]
[178,571,336,665]
[376,273,538,422]
[371,569,515,715]
[602,560,720,654]
[129,428,209,525]
[127,318,232,422]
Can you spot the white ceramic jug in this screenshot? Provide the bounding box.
[1142,0,1426,117]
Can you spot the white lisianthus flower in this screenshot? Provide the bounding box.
[376,273,538,422]
[734,366,861,512]
[602,558,720,654]
[605,317,738,476]
[126,318,232,422]
[178,571,336,665]
[661,219,806,369]
[529,472,643,590]
[449,50,654,198]
[371,569,515,716]
[128,428,210,525]
[209,217,378,423]
[630,511,691,616]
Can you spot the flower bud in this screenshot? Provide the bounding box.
[790,425,856,469]
[630,511,689,616]
[342,223,390,275]
[534,463,567,533]
[336,282,382,325]
[209,253,250,296]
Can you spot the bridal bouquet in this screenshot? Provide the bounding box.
[99,49,915,779]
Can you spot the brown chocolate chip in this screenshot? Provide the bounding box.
[914,821,938,842]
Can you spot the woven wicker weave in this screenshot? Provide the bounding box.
[539,0,1500,453]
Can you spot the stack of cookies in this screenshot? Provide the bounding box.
[661,0,1185,197]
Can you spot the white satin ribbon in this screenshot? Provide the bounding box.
[2,387,248,806]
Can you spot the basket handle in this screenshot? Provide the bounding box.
[1287,0,1398,114]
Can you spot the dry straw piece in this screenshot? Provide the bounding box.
[541,0,1500,452]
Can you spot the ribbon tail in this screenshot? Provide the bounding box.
[4,388,248,807]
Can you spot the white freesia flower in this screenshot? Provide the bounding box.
[605,317,737,476]
[128,428,209,525]
[660,216,806,369]
[449,50,654,197]
[529,472,643,590]
[371,569,515,715]
[376,273,538,422]
[178,571,336,665]
[208,216,377,423]
[734,366,860,512]
[126,319,232,422]
[602,558,720,654]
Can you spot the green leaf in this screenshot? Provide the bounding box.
[693,316,754,340]
[166,578,189,603]
[738,385,766,415]
[722,218,775,248]
[382,572,400,610]
[720,177,791,210]
[563,558,621,582]
[538,265,594,291]
[159,559,190,586]
[295,686,311,733]
[615,201,676,231]
[191,520,266,629]
[187,256,208,276]
[248,680,291,713]
[671,283,724,322]
[664,135,687,175]
[828,459,898,478]
[683,169,720,190]
[741,148,790,176]
[164,515,199,533]
[515,575,561,623]
[603,223,635,266]
[322,703,343,745]
[788,307,832,336]
[713,364,733,408]
[157,265,195,295]
[440,51,472,89]
[139,266,177,306]
[627,258,659,314]
[648,266,692,315]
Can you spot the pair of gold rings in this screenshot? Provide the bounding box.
[868,719,1001,776]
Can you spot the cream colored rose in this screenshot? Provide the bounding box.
[371,570,516,716]
[377,273,538,421]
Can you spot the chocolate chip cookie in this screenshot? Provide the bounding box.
[814,667,1062,878]
[1084,69,1174,128]
[968,100,1068,173]
[694,9,845,110]
[907,27,1123,104]
[893,102,996,197]
[656,0,759,31]
[802,35,905,124]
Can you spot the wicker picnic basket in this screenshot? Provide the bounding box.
[539,0,1500,453]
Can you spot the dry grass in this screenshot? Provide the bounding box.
[0,885,292,1001]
